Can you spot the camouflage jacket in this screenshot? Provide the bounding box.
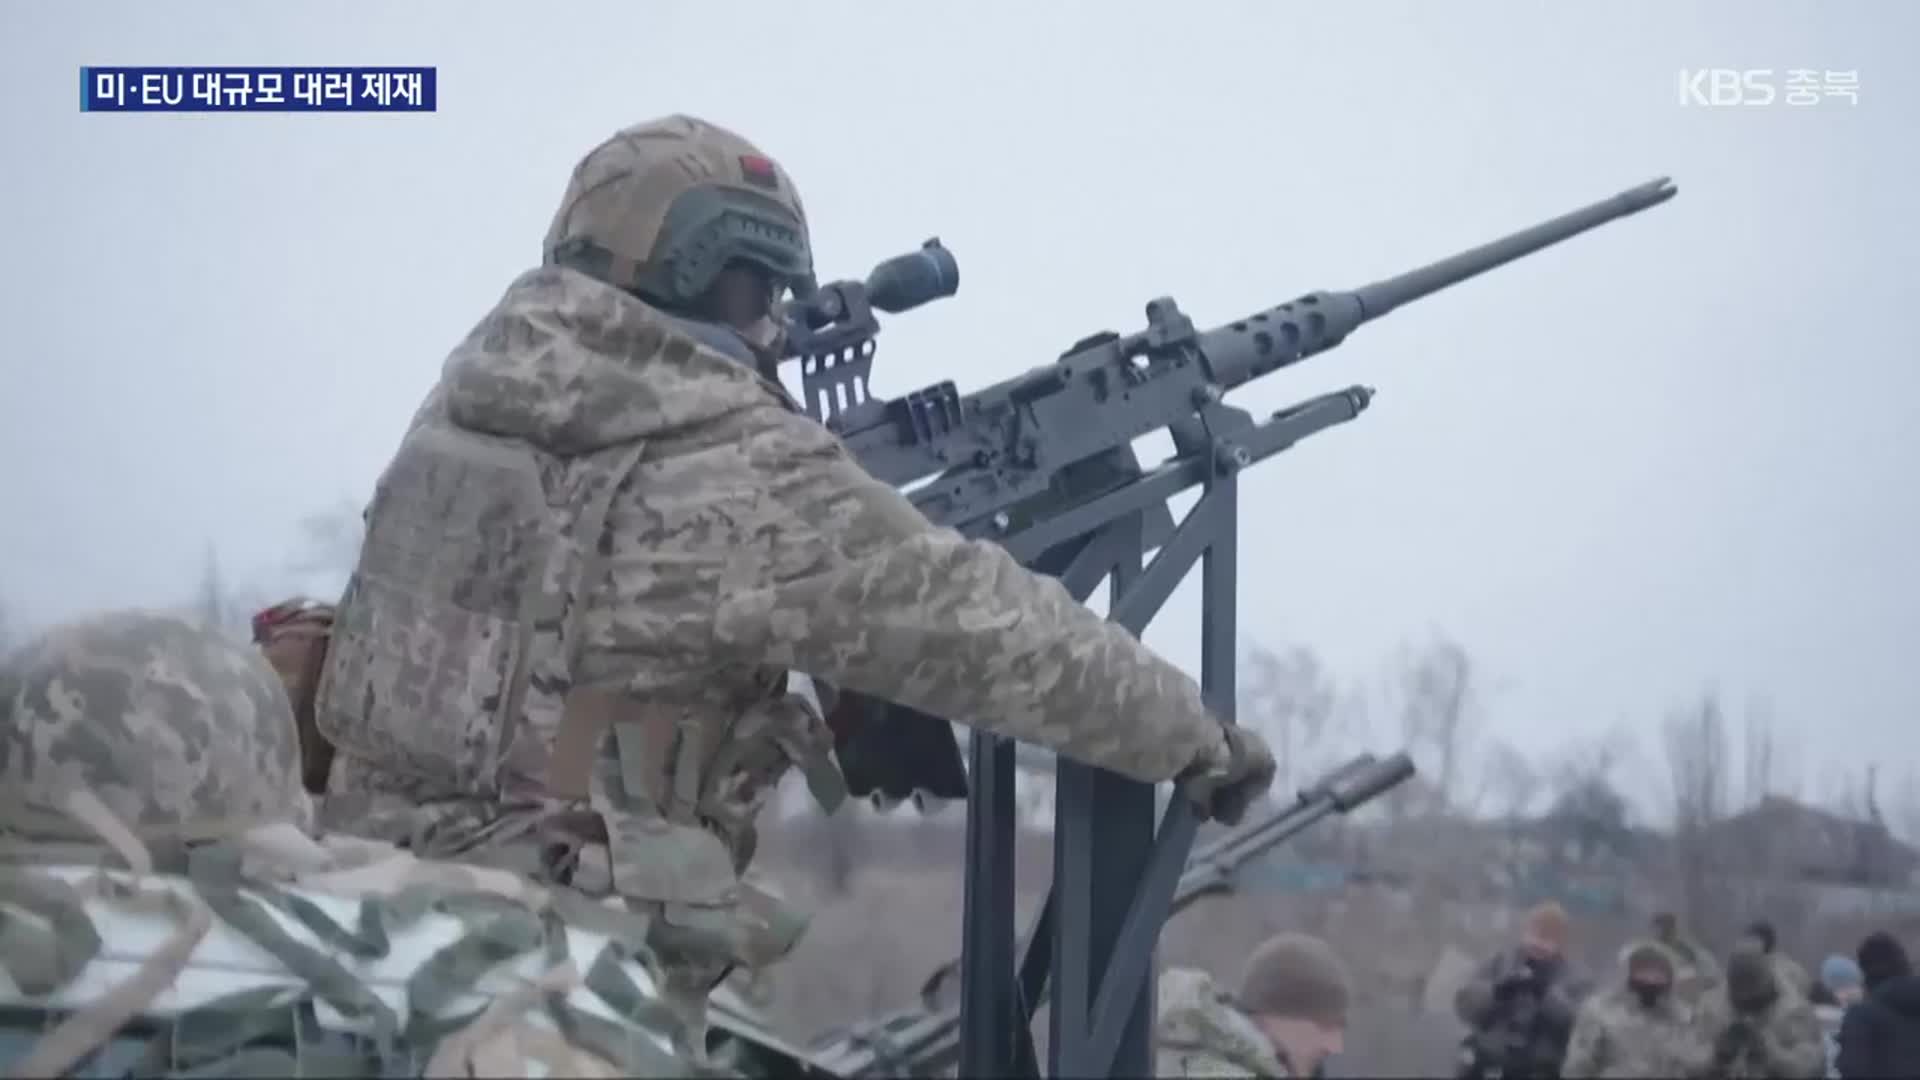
[1155,968,1290,1078]
[0,811,718,1077]
[319,264,1232,839]
[1699,992,1825,1080]
[1562,985,1711,1079]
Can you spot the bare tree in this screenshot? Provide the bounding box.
[1738,697,1784,811]
[0,597,12,655]
[1895,769,1920,848]
[1391,633,1478,815]
[288,497,366,594]
[192,543,231,635]
[1664,692,1731,932]
[1543,734,1634,866]
[1240,641,1338,792]
[1479,739,1541,822]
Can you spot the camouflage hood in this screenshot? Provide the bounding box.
[441,265,783,457]
[1156,968,1288,1077]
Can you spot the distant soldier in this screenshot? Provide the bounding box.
[1812,954,1863,1078]
[1455,902,1590,1079]
[1653,911,1722,1001]
[1156,932,1352,1078]
[1835,931,1920,1079]
[1700,948,1825,1079]
[1742,920,1815,1000]
[1562,941,1708,1079]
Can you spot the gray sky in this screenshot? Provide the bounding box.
[3,2,1913,807]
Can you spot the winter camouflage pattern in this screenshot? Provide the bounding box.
[1562,943,1709,1079]
[1155,968,1290,1077]
[0,806,714,1078]
[0,609,313,844]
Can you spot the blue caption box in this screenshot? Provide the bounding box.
[81,66,437,112]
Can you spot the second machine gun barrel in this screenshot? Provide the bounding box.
[808,751,1419,1079]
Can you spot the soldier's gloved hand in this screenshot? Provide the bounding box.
[1179,724,1275,825]
[1712,1021,1751,1063]
[1494,969,1533,999]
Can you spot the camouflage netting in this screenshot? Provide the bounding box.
[0,800,725,1078]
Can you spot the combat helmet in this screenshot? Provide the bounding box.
[0,609,313,846]
[544,114,816,311]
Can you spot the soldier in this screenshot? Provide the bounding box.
[0,609,713,1078]
[1812,955,1863,1078]
[0,609,315,853]
[1743,914,1812,999]
[1155,932,1352,1078]
[1835,932,1920,1078]
[1561,941,1708,1079]
[312,113,1277,1045]
[1701,948,1825,1079]
[1454,901,1590,1079]
[1653,910,1722,1001]
[1742,920,1815,1000]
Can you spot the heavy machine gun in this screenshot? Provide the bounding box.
[773,177,1676,1078]
[804,751,1417,1079]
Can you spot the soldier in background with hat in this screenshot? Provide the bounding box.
[1156,931,1353,1078]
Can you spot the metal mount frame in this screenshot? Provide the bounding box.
[954,386,1367,1078]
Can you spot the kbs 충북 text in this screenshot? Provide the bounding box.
[81,66,437,112]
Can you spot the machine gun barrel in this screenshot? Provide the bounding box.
[809,750,1417,1079]
[836,178,1677,527]
[1199,177,1676,389]
[1182,752,1415,899]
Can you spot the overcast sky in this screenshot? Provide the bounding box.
[2,2,1912,810]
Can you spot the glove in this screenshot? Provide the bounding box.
[1713,1020,1753,1062]
[1179,724,1275,825]
[1494,968,1534,999]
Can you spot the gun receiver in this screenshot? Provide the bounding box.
[827,178,1676,537]
[807,752,1418,1079]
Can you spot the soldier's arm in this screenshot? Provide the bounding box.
[1759,1003,1827,1079]
[608,403,1230,785]
[1454,953,1504,1027]
[1540,972,1583,1030]
[1557,999,1605,1079]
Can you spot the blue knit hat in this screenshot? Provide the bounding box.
[1823,953,1864,991]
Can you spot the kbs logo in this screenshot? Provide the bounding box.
[1678,69,1776,107]
[1678,68,1862,108]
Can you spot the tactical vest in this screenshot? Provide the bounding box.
[312,301,845,983]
